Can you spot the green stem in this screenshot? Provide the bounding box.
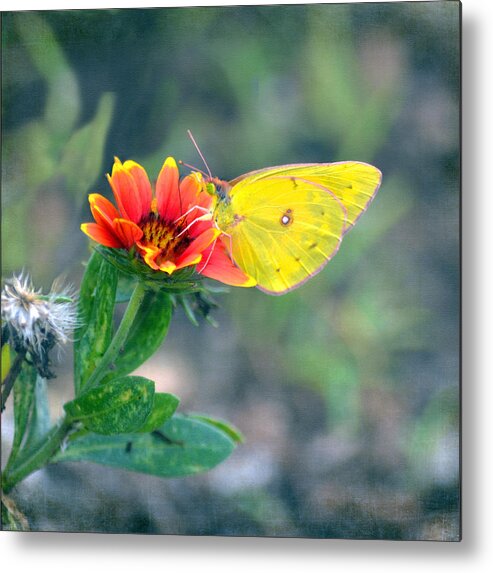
[2,416,71,494]
[2,282,148,493]
[1,348,27,412]
[83,281,147,392]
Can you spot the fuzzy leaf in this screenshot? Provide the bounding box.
[64,376,154,435]
[54,414,236,477]
[74,251,118,394]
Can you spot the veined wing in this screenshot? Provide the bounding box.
[229,161,381,233]
[228,176,347,294]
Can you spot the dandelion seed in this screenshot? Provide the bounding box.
[1,273,78,378]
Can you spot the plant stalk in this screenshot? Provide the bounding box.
[82,281,147,392]
[1,348,27,412]
[2,282,148,493]
[2,416,72,493]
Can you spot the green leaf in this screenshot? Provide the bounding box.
[179,294,199,326]
[6,373,52,474]
[14,13,80,141]
[9,363,37,464]
[188,413,245,444]
[54,414,236,477]
[59,93,115,205]
[115,273,137,304]
[137,393,179,433]
[2,123,57,272]
[101,288,172,383]
[74,251,118,394]
[175,290,222,327]
[64,376,155,435]
[22,375,51,452]
[1,343,11,383]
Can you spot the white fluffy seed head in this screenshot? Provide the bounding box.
[1,273,78,378]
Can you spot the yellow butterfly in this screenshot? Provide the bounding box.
[206,161,382,295]
[185,133,381,295]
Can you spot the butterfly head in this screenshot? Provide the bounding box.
[205,177,232,205]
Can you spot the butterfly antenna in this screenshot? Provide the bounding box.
[178,160,209,178]
[187,129,212,179]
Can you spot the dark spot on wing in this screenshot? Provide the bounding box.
[291,178,298,188]
[309,242,318,249]
[280,208,293,227]
[276,268,281,272]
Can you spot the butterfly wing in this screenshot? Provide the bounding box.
[229,161,381,234]
[223,176,347,295]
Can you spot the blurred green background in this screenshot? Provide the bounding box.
[1,2,460,540]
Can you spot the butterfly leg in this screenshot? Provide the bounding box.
[175,207,214,238]
[173,205,211,225]
[197,237,218,273]
[197,229,236,274]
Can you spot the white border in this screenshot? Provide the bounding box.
[3,0,492,571]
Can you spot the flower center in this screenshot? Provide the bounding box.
[139,214,191,260]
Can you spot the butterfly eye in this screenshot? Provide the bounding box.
[280,209,293,227]
[205,183,216,196]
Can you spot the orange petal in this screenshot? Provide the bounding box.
[156,157,180,221]
[177,173,214,237]
[112,218,143,249]
[89,194,119,229]
[174,253,203,271]
[80,223,123,248]
[185,217,215,239]
[122,160,152,215]
[158,260,178,275]
[89,193,119,219]
[136,241,160,270]
[179,172,211,212]
[199,241,256,287]
[107,160,143,223]
[177,227,221,264]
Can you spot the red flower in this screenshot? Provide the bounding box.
[81,157,255,288]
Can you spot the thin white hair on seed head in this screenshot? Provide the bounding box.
[1,271,79,377]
